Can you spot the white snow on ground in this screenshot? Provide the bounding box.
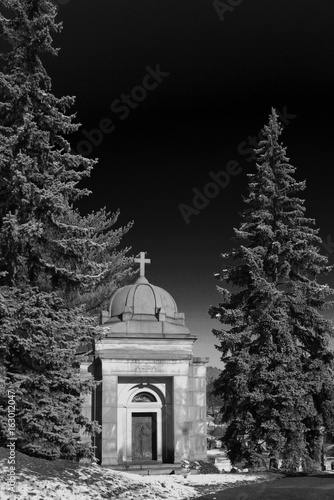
[0,446,278,500]
[0,462,275,500]
[1,469,198,500]
[176,472,270,487]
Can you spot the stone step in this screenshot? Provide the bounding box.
[106,463,182,476]
[123,467,182,475]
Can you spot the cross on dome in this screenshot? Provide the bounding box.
[135,251,151,277]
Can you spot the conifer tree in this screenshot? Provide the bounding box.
[0,0,134,460]
[209,109,334,471]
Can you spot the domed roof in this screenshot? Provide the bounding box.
[100,253,190,333]
[109,276,178,320]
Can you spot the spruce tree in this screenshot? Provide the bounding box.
[0,0,134,460]
[209,109,334,471]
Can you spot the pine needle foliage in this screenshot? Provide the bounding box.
[0,0,134,460]
[209,109,334,471]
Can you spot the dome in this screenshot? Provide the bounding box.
[100,252,189,332]
[109,276,178,320]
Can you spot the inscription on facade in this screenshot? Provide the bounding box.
[135,364,157,372]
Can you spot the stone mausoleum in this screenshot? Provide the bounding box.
[80,252,208,469]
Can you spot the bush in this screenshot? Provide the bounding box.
[181,459,220,474]
[197,460,220,474]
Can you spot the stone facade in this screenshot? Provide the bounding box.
[80,255,208,467]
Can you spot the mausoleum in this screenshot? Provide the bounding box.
[80,252,208,469]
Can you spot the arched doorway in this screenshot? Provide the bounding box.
[131,392,158,461]
[118,385,164,463]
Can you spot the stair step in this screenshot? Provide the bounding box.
[105,463,182,475]
[125,468,181,475]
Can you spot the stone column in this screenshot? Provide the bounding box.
[191,358,208,460]
[173,374,190,463]
[101,360,118,465]
[117,404,127,463]
[79,362,93,453]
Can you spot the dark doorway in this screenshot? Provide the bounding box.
[132,412,157,461]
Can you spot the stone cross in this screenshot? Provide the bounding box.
[135,252,151,277]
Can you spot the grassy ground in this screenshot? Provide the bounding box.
[193,474,334,500]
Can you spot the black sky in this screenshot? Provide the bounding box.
[7,0,334,366]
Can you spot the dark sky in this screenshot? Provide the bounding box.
[12,1,334,365]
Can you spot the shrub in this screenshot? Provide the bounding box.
[197,460,220,474]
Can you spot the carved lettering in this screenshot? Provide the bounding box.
[135,365,157,372]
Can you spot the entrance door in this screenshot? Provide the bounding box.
[132,412,157,461]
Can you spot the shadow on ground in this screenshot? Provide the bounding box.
[192,474,334,500]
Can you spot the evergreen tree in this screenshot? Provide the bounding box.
[209,109,334,471]
[0,0,134,460]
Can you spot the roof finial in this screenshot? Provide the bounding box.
[135,251,151,278]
